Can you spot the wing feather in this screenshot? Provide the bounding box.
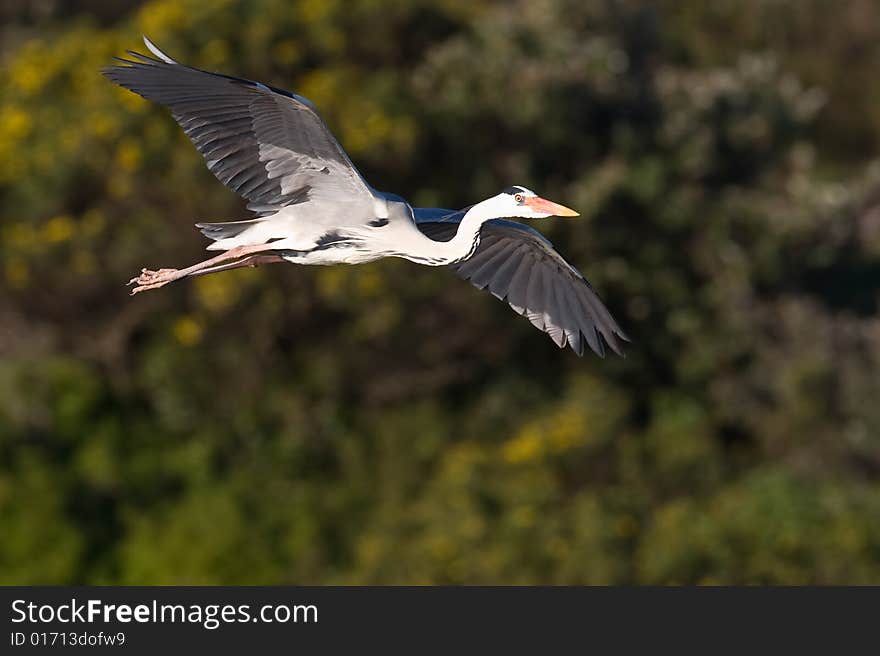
[415,210,629,357]
[525,265,547,330]
[556,281,584,356]
[543,272,567,348]
[486,244,526,301]
[468,240,518,290]
[103,37,373,213]
[505,255,534,315]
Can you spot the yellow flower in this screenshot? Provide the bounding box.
[173,316,203,346]
[300,0,334,24]
[137,1,188,35]
[502,429,543,464]
[0,107,32,141]
[272,40,300,66]
[201,39,230,67]
[43,215,75,244]
[116,139,142,172]
[9,44,50,94]
[195,272,248,312]
[91,114,120,139]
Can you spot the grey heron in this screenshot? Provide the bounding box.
[104,37,629,357]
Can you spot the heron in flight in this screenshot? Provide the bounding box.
[104,37,629,357]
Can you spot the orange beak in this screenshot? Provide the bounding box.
[524,196,579,217]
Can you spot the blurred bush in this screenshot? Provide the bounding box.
[1,0,879,584]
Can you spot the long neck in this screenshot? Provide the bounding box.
[405,202,495,266]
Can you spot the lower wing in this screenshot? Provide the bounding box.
[415,211,629,357]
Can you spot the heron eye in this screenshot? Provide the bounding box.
[514,194,524,203]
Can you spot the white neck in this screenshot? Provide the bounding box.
[403,200,498,266]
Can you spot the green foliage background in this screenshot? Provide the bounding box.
[2,0,880,584]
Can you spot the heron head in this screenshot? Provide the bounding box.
[494,185,579,219]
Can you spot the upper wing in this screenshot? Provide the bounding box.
[103,37,374,213]
[415,210,629,357]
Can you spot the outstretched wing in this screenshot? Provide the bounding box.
[415,210,629,357]
[103,37,374,213]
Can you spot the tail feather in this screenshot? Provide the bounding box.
[195,218,265,241]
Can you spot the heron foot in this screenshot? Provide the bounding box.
[128,268,179,294]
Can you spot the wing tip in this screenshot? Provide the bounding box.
[604,332,627,358]
[142,35,177,64]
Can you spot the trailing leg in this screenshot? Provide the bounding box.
[128,244,280,294]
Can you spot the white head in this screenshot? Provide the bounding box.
[483,185,579,219]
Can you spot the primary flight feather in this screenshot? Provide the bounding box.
[104,37,629,357]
